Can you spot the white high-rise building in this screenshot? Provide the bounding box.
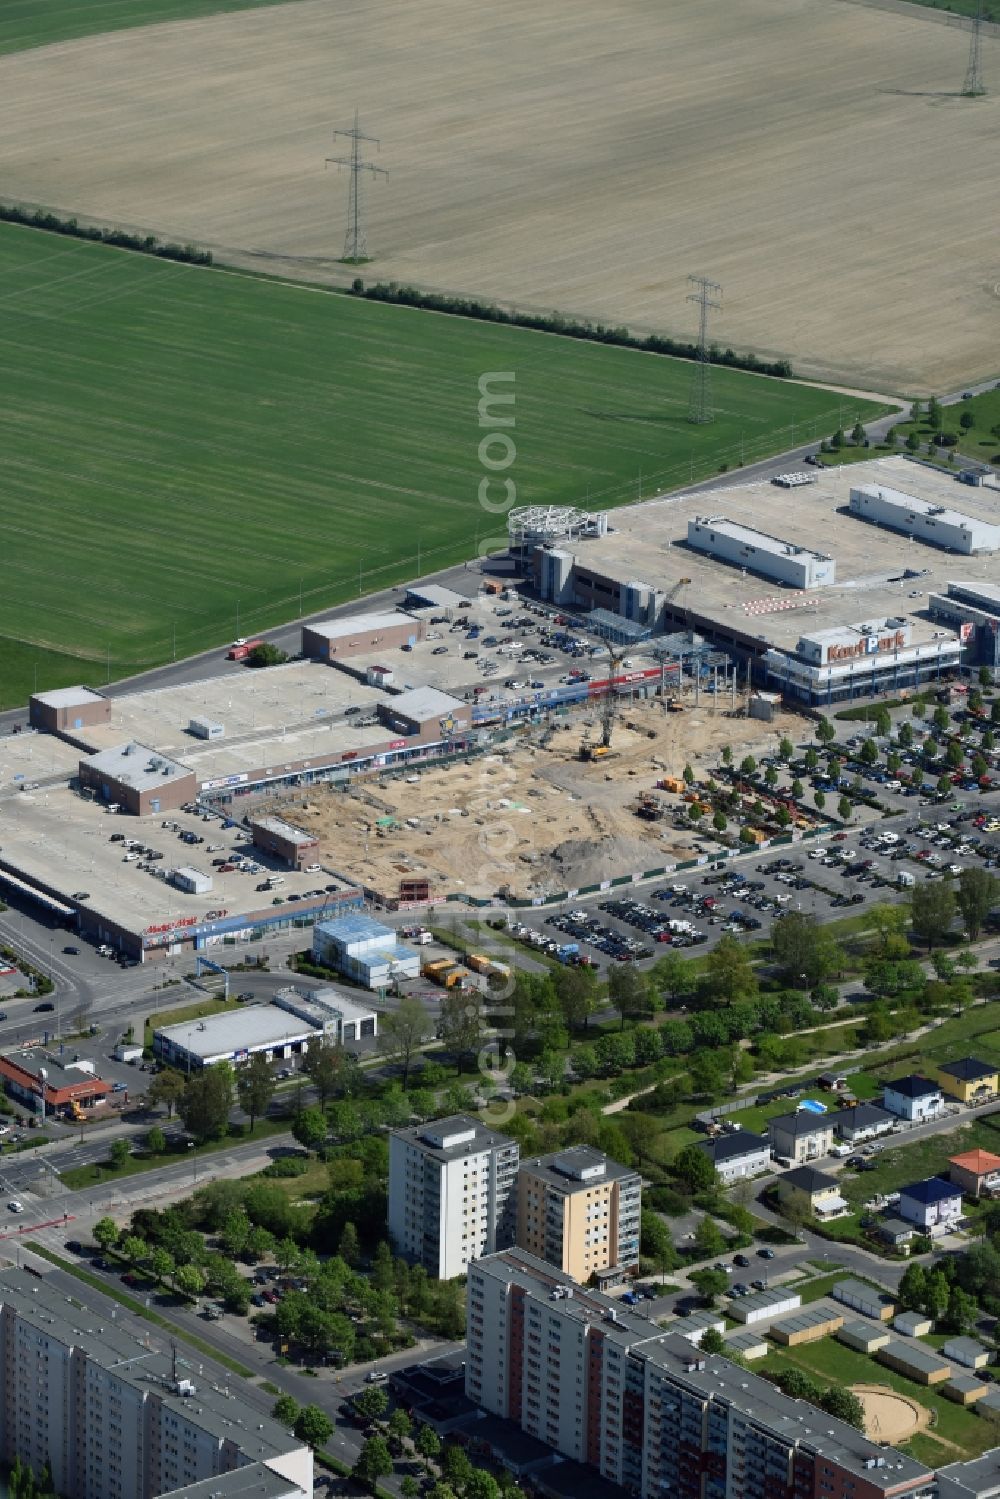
[0,1264,311,1499]
[388,1115,519,1279]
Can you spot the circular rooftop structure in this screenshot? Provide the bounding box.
[508,505,608,547]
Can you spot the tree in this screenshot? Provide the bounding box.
[960,409,975,432]
[608,962,648,1029]
[147,1067,186,1117]
[925,1268,950,1322]
[651,951,696,1005]
[700,1326,725,1354]
[706,934,758,1004]
[121,1234,146,1265]
[354,1385,390,1424]
[740,755,757,777]
[944,1285,977,1335]
[354,1434,393,1491]
[442,1445,473,1490]
[771,911,840,989]
[377,997,430,1088]
[689,1267,729,1305]
[712,809,727,832]
[416,1424,442,1462]
[175,1263,205,1299]
[905,430,921,453]
[388,1408,412,1445]
[851,419,866,446]
[778,737,794,762]
[247,642,289,668]
[860,739,878,766]
[874,705,892,737]
[146,1125,166,1155]
[693,1216,726,1259]
[294,1404,334,1450]
[814,789,826,811]
[272,1393,300,1428]
[150,1246,175,1283]
[674,1144,718,1193]
[910,881,957,950]
[466,1473,501,1499]
[816,717,836,746]
[236,1052,276,1130]
[683,763,695,785]
[932,705,951,734]
[721,745,732,766]
[437,986,482,1066]
[179,1062,234,1143]
[300,1032,353,1105]
[822,1388,865,1431]
[110,1138,131,1170]
[837,795,852,823]
[688,802,703,824]
[93,1217,119,1252]
[338,1221,361,1267]
[290,1105,328,1154]
[956,867,998,942]
[927,395,943,431]
[898,1262,927,1312]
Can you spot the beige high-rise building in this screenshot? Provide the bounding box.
[516,1146,641,1286]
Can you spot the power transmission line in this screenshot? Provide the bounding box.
[326,109,388,263]
[963,0,986,96]
[687,274,722,425]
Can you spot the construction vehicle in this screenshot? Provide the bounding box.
[666,697,685,713]
[439,965,470,989]
[656,776,686,794]
[467,953,511,980]
[421,958,454,981]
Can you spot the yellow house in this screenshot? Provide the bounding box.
[936,1057,999,1106]
[778,1165,849,1221]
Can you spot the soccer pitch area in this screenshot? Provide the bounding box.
[0,224,883,706]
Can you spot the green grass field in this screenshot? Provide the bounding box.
[760,1336,995,1462]
[0,0,298,55]
[0,225,883,705]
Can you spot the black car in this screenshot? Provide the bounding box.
[733,1253,751,1268]
[34,1002,54,1013]
[65,1240,84,1254]
[63,945,79,955]
[757,1247,776,1260]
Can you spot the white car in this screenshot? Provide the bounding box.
[365,1370,388,1384]
[7,1200,24,1214]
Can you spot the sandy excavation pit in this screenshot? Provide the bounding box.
[273,698,805,901]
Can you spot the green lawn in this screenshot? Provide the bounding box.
[0,0,302,55]
[761,1337,995,1458]
[0,223,883,706]
[840,1114,1000,1210]
[59,1116,290,1189]
[897,387,1000,465]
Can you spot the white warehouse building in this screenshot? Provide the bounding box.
[849,484,1000,555]
[686,516,836,588]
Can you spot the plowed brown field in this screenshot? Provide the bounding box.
[1,0,998,390]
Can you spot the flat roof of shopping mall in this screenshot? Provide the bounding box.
[0,732,86,795]
[583,456,1000,653]
[0,788,341,933]
[75,661,387,758]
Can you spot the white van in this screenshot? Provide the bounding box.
[266,876,286,889]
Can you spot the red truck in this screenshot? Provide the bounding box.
[226,637,263,661]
